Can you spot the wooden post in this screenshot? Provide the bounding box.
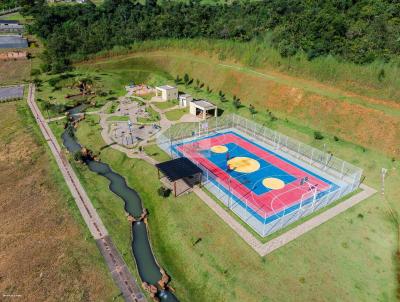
[174,181,177,197]
[157,168,160,179]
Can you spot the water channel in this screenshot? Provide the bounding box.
[61,106,178,302]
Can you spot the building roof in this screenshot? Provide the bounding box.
[0,20,19,25]
[156,157,202,182]
[191,99,216,109]
[156,85,177,91]
[0,35,28,49]
[179,93,191,98]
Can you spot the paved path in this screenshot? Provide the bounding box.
[26,84,146,302]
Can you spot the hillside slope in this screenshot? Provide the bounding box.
[81,49,400,157]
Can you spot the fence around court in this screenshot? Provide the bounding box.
[157,114,363,237]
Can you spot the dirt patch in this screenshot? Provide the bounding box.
[0,102,118,301]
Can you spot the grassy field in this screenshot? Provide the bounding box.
[107,115,130,122]
[153,100,177,110]
[0,101,120,301]
[164,107,187,121]
[37,51,399,301]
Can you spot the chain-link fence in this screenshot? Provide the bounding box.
[157,114,363,237]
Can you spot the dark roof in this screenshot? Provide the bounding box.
[0,20,19,24]
[156,157,202,182]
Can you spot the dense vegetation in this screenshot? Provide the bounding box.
[23,0,400,72]
[0,0,19,10]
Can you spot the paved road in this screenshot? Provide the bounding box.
[26,84,146,302]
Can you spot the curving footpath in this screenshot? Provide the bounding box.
[26,84,146,302]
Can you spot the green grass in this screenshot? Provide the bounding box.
[153,100,177,110]
[86,38,400,102]
[143,144,170,162]
[165,108,187,121]
[138,106,160,124]
[107,115,130,122]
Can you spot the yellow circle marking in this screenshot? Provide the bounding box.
[227,157,260,173]
[262,178,285,190]
[211,145,228,154]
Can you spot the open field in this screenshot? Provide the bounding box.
[0,59,30,85]
[0,101,120,301]
[32,51,398,301]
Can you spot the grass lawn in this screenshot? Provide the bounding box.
[138,106,160,123]
[165,108,187,121]
[107,115,130,122]
[153,100,177,110]
[143,144,171,162]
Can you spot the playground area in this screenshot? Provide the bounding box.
[157,114,362,237]
[109,121,160,146]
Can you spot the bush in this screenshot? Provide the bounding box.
[333,136,339,142]
[158,187,171,198]
[314,131,324,140]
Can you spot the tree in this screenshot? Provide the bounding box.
[249,104,257,117]
[314,131,324,140]
[183,73,190,86]
[219,90,226,102]
[232,95,241,109]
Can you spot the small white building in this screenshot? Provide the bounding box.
[155,85,178,101]
[178,94,193,107]
[189,100,217,120]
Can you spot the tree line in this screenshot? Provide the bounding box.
[21,0,400,72]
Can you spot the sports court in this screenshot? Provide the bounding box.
[158,114,362,237]
[174,131,339,224]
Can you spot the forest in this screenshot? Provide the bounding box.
[0,0,19,10]
[21,0,400,72]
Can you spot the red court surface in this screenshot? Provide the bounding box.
[175,132,333,219]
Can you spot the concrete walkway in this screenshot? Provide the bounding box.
[27,84,146,302]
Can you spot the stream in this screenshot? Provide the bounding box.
[61,106,179,302]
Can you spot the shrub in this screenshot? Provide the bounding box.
[314,131,324,140]
[158,187,171,198]
[333,135,339,142]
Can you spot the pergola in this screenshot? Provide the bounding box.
[155,157,203,197]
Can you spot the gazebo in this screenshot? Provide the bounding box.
[155,157,203,197]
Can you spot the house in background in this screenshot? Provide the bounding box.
[0,20,24,33]
[189,100,217,120]
[178,93,193,107]
[155,85,178,101]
